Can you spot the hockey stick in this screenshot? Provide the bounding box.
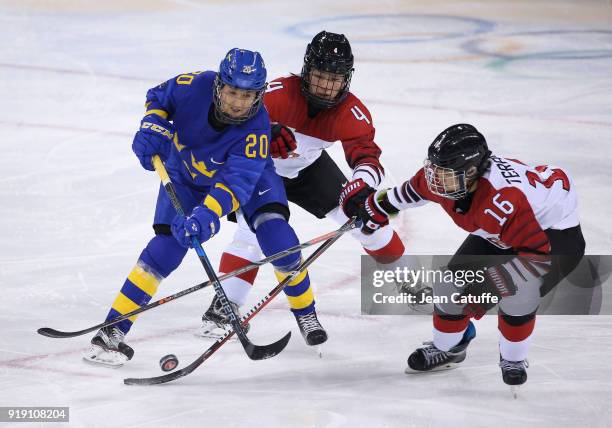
[150,156,290,360]
[37,223,354,339]
[124,218,356,385]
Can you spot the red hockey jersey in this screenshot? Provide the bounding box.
[387,156,580,254]
[264,75,384,187]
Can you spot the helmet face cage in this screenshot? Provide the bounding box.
[424,159,470,200]
[301,62,353,108]
[213,75,266,125]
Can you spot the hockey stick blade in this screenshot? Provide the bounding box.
[241,331,291,360]
[36,223,353,339]
[123,218,355,385]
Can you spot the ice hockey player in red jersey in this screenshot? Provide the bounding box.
[200,31,408,346]
[350,123,585,391]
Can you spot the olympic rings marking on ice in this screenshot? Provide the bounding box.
[463,30,612,65]
[285,14,496,44]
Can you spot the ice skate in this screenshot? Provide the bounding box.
[405,321,476,373]
[396,279,434,313]
[499,356,529,398]
[198,294,249,339]
[295,310,328,347]
[83,326,134,368]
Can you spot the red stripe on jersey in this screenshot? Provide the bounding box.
[219,252,258,285]
[498,315,536,342]
[433,313,470,333]
[364,231,405,264]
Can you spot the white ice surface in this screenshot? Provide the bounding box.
[1,1,611,427]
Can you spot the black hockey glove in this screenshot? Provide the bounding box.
[339,179,375,218]
[358,192,389,234]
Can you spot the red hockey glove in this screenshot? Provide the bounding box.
[270,124,297,159]
[462,264,518,320]
[338,178,375,218]
[359,192,390,234]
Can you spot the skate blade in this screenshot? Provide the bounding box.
[511,385,520,399]
[404,362,461,374]
[82,346,127,368]
[196,324,237,341]
[314,345,323,359]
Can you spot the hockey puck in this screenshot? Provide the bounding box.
[159,354,179,372]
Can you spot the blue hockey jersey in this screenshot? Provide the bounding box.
[143,70,271,217]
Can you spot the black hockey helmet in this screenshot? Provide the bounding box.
[300,31,354,108]
[424,124,491,200]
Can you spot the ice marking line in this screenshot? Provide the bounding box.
[464,29,612,60]
[460,30,612,74]
[357,37,522,64]
[0,326,195,371]
[2,362,114,379]
[358,54,484,64]
[0,119,132,137]
[363,98,612,128]
[0,62,152,82]
[285,14,496,44]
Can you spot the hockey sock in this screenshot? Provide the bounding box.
[328,206,405,264]
[218,227,262,306]
[105,234,187,334]
[362,228,405,265]
[256,218,315,316]
[433,313,470,351]
[498,313,535,361]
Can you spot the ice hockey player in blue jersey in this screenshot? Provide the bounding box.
[84,48,321,367]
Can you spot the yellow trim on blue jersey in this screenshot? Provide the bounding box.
[204,195,223,217]
[284,287,314,310]
[173,134,186,152]
[191,152,217,178]
[145,109,169,119]
[215,183,240,212]
[112,292,140,317]
[274,268,309,286]
[127,264,161,297]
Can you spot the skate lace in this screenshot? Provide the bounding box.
[499,358,529,372]
[397,281,432,296]
[420,341,450,366]
[211,296,240,319]
[102,327,125,348]
[298,313,321,333]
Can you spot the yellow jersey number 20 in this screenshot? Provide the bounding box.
[245,133,269,159]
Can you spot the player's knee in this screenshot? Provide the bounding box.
[252,206,302,270]
[140,234,188,278]
[251,203,290,228]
